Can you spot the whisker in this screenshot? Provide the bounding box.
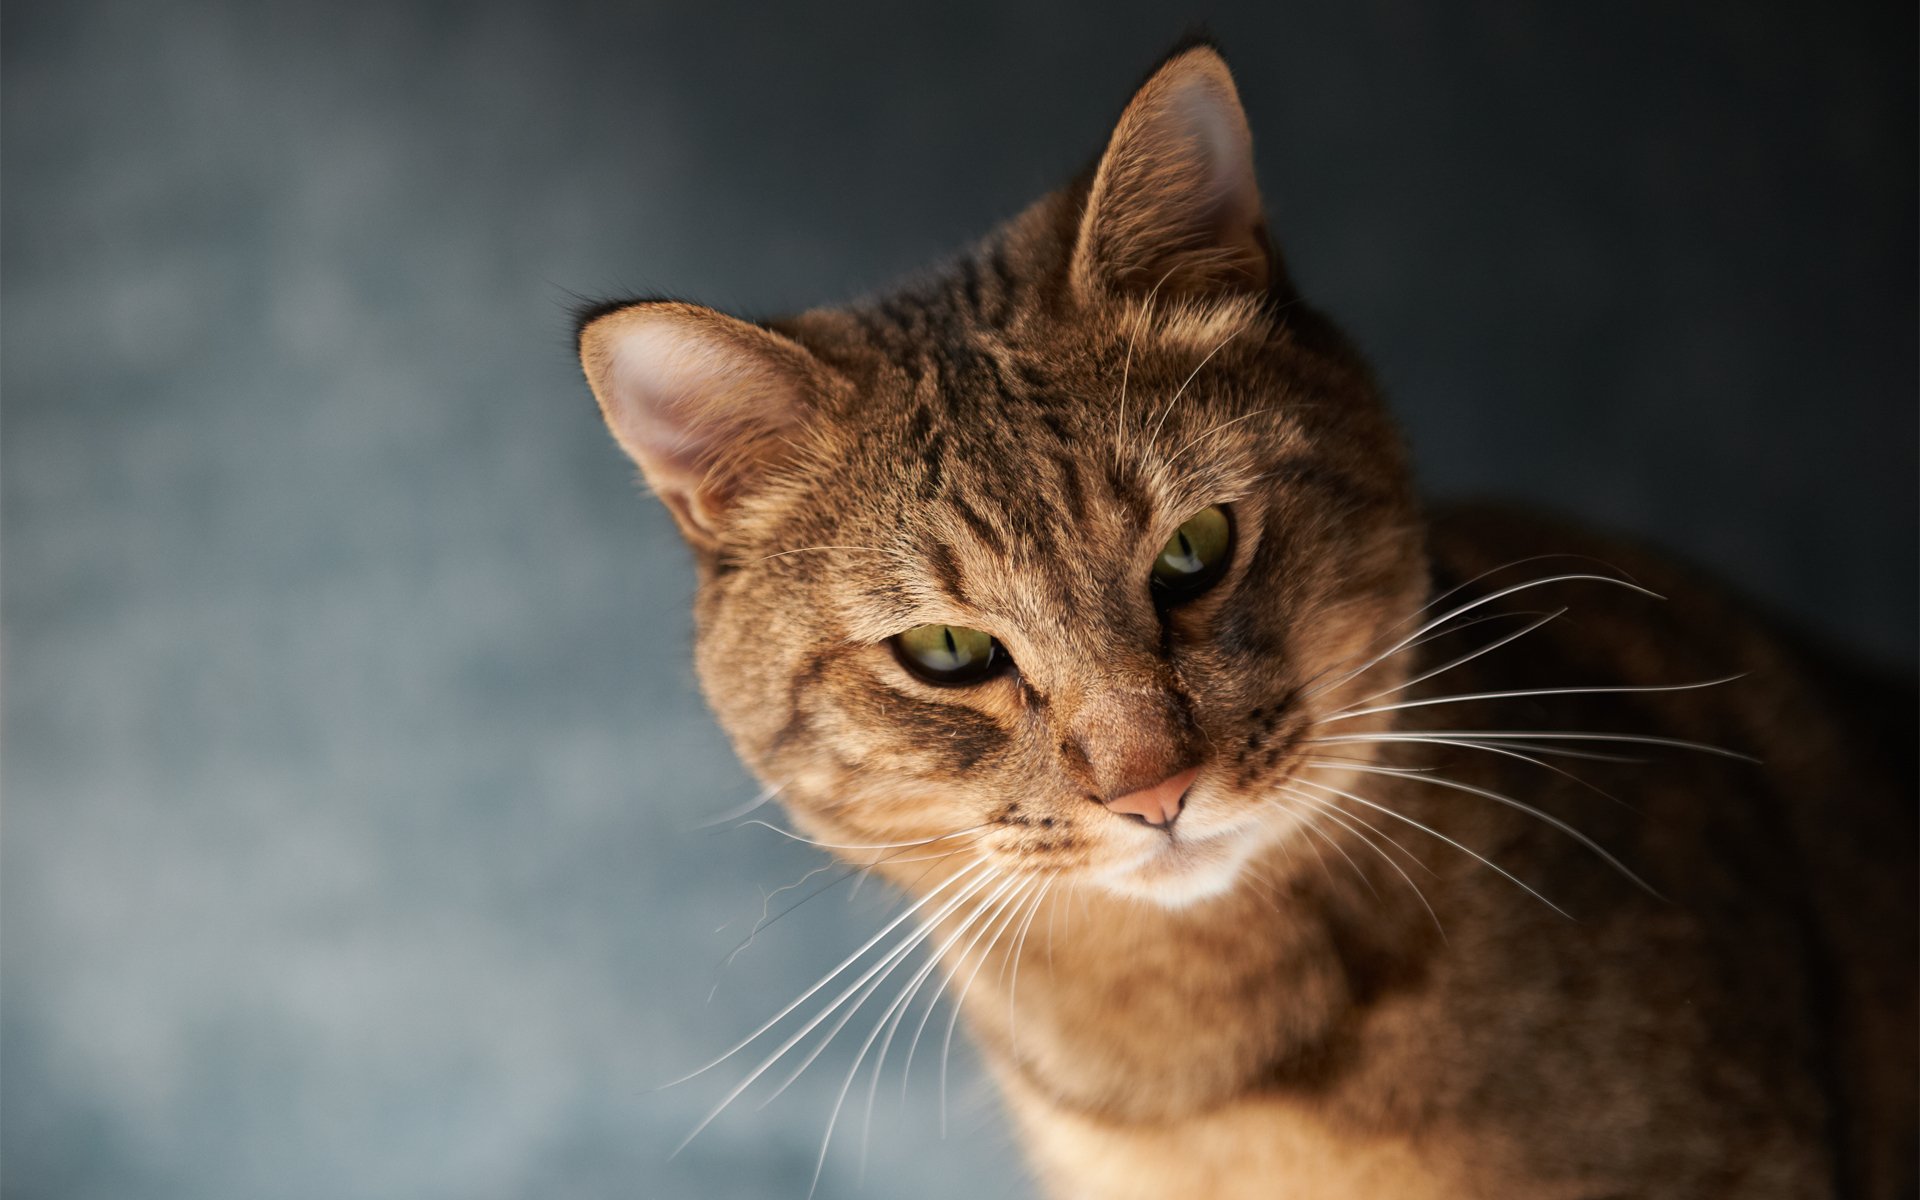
[1292,804,1340,888]
[1323,675,1746,726]
[1295,806,1379,900]
[1340,609,1566,713]
[707,838,978,977]
[852,873,1042,1184]
[756,544,900,563]
[670,863,1003,1158]
[1283,557,1633,705]
[794,875,1036,1190]
[1281,787,1445,940]
[661,858,993,1091]
[1003,873,1058,1060]
[731,820,988,852]
[1462,739,1645,763]
[760,870,1022,1117]
[899,871,1044,1106]
[1303,553,1651,708]
[1308,760,1660,898]
[710,861,838,999]
[1305,729,1754,760]
[798,873,1028,1200]
[1287,776,1438,877]
[689,780,788,831]
[938,870,1051,1137]
[1299,572,1663,705]
[1307,738,1639,811]
[1288,775,1572,919]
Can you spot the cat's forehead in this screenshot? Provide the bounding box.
[766,284,1297,640]
[814,396,1269,647]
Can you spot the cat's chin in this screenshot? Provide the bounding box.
[1091,824,1268,909]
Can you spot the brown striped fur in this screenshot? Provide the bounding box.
[577,41,1915,1199]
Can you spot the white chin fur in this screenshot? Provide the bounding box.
[1092,828,1264,909]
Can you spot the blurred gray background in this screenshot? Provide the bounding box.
[4,1,1913,1197]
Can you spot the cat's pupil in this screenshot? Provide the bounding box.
[892,623,1001,686]
[1152,505,1232,600]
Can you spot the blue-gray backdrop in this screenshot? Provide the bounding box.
[5,2,1913,1198]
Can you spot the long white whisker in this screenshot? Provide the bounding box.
[732,820,987,852]
[1282,787,1445,940]
[1286,777,1438,877]
[1289,775,1572,919]
[1307,738,1636,809]
[669,863,1001,1157]
[689,781,788,831]
[938,870,1050,1137]
[899,870,1043,1105]
[1341,609,1566,713]
[1299,573,1663,705]
[764,872,1022,1114]
[661,858,992,1091]
[710,840,970,980]
[852,873,1040,1184]
[1304,729,1754,760]
[1449,739,1644,763]
[1324,675,1745,725]
[1297,549,1658,706]
[1310,760,1661,898]
[805,874,1026,1200]
[1295,805,1379,899]
[1283,556,1634,705]
[1002,872,1058,1060]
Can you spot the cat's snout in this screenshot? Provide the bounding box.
[1105,766,1200,829]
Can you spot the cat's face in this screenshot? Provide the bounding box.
[580,45,1425,906]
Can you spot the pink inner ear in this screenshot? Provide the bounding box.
[600,320,738,488]
[586,305,806,507]
[1073,48,1268,299]
[1164,76,1261,230]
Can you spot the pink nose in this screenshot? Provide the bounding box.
[1105,766,1200,828]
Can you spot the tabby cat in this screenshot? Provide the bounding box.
[575,41,1915,1199]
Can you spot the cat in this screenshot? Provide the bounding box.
[575,39,1915,1200]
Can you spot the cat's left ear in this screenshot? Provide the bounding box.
[578,300,829,550]
[1071,43,1271,303]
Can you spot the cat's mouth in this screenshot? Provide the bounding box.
[1098,821,1267,906]
[1091,771,1288,907]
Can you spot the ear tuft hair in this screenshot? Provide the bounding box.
[577,301,827,549]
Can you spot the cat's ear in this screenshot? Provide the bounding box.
[1071,43,1270,303]
[578,300,825,550]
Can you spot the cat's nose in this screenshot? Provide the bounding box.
[1105,765,1200,829]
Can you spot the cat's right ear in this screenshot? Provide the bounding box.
[577,300,826,551]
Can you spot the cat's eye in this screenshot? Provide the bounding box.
[1151,505,1233,601]
[892,624,1003,686]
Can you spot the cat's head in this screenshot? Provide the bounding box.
[579,43,1425,906]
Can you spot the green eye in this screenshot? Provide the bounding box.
[1151,505,1233,600]
[892,624,1003,686]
